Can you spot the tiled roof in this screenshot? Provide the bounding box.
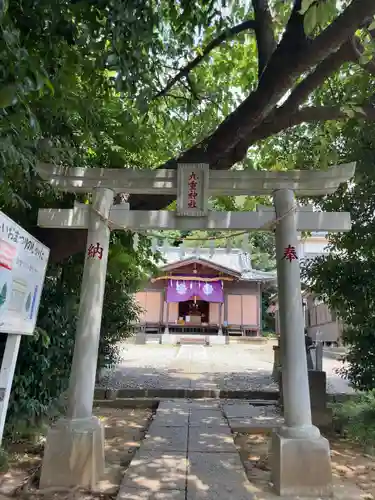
[157,247,276,282]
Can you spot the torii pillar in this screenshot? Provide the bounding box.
[272,187,332,497]
[40,188,114,490]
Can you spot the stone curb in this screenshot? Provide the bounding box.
[94,387,279,401]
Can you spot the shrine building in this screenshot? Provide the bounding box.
[133,246,275,343]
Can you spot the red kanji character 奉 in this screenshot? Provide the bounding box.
[283,245,298,262]
[87,242,103,260]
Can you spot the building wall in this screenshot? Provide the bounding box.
[298,236,329,260]
[273,295,343,343]
[304,294,343,343]
[134,276,261,330]
[134,290,163,323]
[224,281,260,329]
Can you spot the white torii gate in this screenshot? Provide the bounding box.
[36,161,355,497]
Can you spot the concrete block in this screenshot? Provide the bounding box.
[279,371,330,417]
[135,331,146,345]
[187,453,252,499]
[188,427,236,453]
[39,416,105,489]
[308,370,328,410]
[270,431,333,497]
[312,406,333,430]
[118,489,185,500]
[143,426,188,452]
[91,464,123,495]
[121,451,188,491]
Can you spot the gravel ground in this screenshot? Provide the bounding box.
[99,343,354,394]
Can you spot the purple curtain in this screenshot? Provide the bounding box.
[166,280,224,303]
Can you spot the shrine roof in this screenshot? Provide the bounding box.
[157,247,276,282]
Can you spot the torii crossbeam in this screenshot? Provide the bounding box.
[36,161,355,497]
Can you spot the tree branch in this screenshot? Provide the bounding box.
[251,0,276,78]
[282,40,357,113]
[197,0,375,168]
[154,19,256,100]
[250,104,375,142]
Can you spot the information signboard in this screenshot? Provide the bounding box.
[0,211,49,335]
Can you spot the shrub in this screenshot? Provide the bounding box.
[333,391,375,453]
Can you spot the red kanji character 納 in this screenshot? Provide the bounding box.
[87,242,103,260]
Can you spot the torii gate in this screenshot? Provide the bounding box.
[36,161,355,496]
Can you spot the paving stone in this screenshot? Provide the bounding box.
[151,407,189,427]
[187,453,253,499]
[227,416,284,433]
[143,425,188,452]
[188,427,236,453]
[189,410,226,427]
[117,488,186,500]
[158,401,192,412]
[186,400,221,410]
[121,451,188,491]
[151,414,189,427]
[222,403,279,419]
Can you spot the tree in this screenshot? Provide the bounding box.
[302,120,375,391]
[2,0,375,261]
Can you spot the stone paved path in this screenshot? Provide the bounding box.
[117,399,258,500]
[116,399,366,500]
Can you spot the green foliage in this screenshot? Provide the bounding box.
[301,120,375,391]
[301,0,338,36]
[251,61,375,390]
[333,391,375,452]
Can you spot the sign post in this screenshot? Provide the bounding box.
[0,211,49,444]
[0,334,21,442]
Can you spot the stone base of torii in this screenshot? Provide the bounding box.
[36,162,355,496]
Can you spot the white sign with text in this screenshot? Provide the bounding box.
[0,211,49,335]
